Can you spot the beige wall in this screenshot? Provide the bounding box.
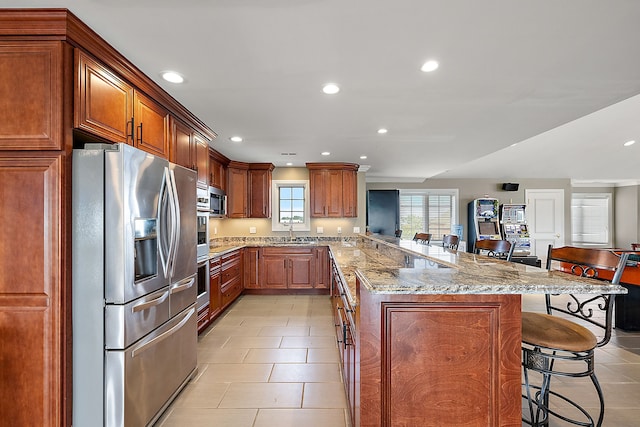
[614,185,640,248]
[210,167,367,239]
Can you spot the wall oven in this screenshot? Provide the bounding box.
[197,210,209,260]
[196,259,209,311]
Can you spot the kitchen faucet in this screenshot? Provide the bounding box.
[289,223,295,241]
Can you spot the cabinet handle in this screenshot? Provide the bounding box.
[137,123,143,143]
[127,117,134,141]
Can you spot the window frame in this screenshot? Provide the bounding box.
[398,189,459,241]
[571,192,612,247]
[271,180,311,232]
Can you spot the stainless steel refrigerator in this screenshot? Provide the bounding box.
[72,143,198,426]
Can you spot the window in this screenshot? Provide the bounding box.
[399,190,458,240]
[571,193,612,247]
[272,180,311,231]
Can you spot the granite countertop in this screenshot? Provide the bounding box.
[206,234,627,307]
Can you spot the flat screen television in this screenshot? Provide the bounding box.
[478,221,498,236]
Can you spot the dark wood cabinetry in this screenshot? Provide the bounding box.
[261,247,316,289]
[307,163,359,218]
[227,161,274,218]
[209,148,229,191]
[171,117,209,188]
[315,246,330,289]
[207,257,222,323]
[244,247,261,289]
[76,51,171,158]
[248,163,274,218]
[220,250,243,308]
[227,162,249,218]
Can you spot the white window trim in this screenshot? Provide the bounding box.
[271,180,311,232]
[398,189,460,239]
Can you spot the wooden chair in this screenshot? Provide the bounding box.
[441,234,459,250]
[395,229,403,238]
[632,243,640,250]
[521,245,629,427]
[412,232,432,245]
[474,239,514,261]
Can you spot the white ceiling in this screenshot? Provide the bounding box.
[6,0,640,184]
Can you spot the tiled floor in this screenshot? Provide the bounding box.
[156,294,640,427]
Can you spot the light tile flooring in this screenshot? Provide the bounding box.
[156,294,640,427]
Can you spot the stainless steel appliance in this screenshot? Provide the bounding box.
[196,258,210,311]
[197,210,210,259]
[72,143,198,427]
[209,185,227,217]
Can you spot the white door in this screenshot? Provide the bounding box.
[525,189,565,265]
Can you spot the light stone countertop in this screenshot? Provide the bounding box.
[206,234,627,307]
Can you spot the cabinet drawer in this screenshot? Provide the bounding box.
[221,260,241,283]
[221,250,241,265]
[221,278,242,306]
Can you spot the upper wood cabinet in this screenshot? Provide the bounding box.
[76,50,170,159]
[227,161,249,218]
[0,41,65,150]
[171,117,210,188]
[249,163,275,218]
[209,148,229,191]
[133,90,170,158]
[307,163,359,218]
[227,161,274,218]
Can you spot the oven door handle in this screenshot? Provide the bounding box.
[131,290,169,313]
[131,307,195,358]
[170,277,195,295]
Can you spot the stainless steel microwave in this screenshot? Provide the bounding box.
[209,186,227,217]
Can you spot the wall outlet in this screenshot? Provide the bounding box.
[353,226,361,233]
[249,226,257,234]
[317,226,324,234]
[214,227,218,235]
[337,226,342,234]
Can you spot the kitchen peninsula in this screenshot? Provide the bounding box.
[204,234,627,426]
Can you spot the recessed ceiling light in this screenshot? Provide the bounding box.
[321,151,330,156]
[161,71,184,83]
[420,60,439,72]
[229,136,243,142]
[360,155,367,159]
[286,162,293,166]
[624,140,636,147]
[322,83,340,95]
[377,128,388,134]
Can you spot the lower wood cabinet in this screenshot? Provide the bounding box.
[261,247,316,289]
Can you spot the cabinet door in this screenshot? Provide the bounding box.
[209,158,225,190]
[288,254,315,289]
[249,168,272,218]
[170,117,193,169]
[326,169,343,217]
[0,154,65,426]
[342,169,357,218]
[262,254,288,289]
[133,91,169,158]
[75,50,133,144]
[315,247,330,289]
[243,248,261,289]
[194,133,209,188]
[309,169,327,217]
[227,167,248,218]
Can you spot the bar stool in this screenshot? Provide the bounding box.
[521,246,629,427]
[413,232,432,245]
[473,239,514,261]
[441,234,459,250]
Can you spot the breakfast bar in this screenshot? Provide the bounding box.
[329,235,627,427]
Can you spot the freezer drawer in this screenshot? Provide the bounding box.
[105,287,170,349]
[170,274,197,317]
[105,305,197,427]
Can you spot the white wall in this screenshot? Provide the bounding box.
[614,185,640,248]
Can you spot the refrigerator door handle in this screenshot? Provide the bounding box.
[164,166,178,276]
[170,277,195,295]
[131,290,169,313]
[158,167,172,277]
[131,307,195,358]
[168,169,181,277]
